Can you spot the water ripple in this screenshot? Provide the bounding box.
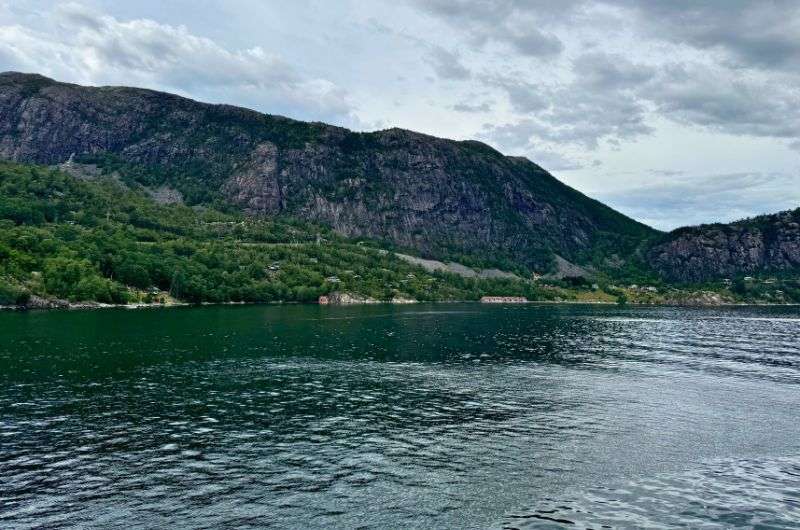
[1,304,799,528]
[502,456,800,529]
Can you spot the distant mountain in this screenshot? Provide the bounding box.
[648,208,800,282]
[0,72,655,274]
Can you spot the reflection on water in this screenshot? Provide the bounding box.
[1,304,799,528]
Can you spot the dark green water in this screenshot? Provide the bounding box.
[1,304,799,528]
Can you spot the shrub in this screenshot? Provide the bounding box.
[0,281,30,305]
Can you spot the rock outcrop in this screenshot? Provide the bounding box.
[647,209,800,282]
[325,292,380,305]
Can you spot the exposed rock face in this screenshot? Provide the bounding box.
[394,253,523,280]
[223,141,282,212]
[326,292,380,305]
[146,186,184,205]
[23,295,69,309]
[0,72,654,272]
[544,255,593,280]
[648,209,800,282]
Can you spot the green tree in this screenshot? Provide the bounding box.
[44,257,93,298]
[169,269,187,299]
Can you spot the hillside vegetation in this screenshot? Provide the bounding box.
[0,162,576,306]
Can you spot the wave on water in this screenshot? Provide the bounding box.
[501,456,800,529]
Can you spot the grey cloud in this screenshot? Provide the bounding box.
[412,0,800,146]
[426,46,471,80]
[483,75,652,153]
[593,171,800,230]
[480,119,540,152]
[642,63,800,139]
[540,89,653,148]
[649,169,683,178]
[613,0,800,71]
[572,52,655,90]
[478,121,584,170]
[411,0,566,58]
[472,51,657,159]
[56,2,105,32]
[528,149,584,171]
[412,0,586,28]
[502,27,564,57]
[420,0,800,71]
[490,79,548,113]
[488,50,799,154]
[409,0,516,33]
[452,100,492,113]
[412,0,800,71]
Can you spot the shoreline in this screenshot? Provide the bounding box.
[3,299,800,312]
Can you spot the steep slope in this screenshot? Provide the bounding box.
[648,208,800,282]
[0,72,655,273]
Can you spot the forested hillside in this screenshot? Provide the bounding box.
[0,162,566,306]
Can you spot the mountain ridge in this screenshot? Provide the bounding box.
[0,71,655,275]
[649,207,800,283]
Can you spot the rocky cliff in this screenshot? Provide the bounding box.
[648,209,800,282]
[0,72,654,273]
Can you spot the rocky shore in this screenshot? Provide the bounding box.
[0,295,188,311]
[318,292,418,305]
[4,294,796,312]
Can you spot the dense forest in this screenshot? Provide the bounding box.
[0,162,572,306]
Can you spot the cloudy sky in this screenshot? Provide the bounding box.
[1,0,798,230]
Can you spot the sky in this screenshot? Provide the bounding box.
[0,0,798,231]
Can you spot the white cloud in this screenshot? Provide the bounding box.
[0,2,357,125]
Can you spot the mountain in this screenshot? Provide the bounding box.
[0,72,655,274]
[648,208,800,283]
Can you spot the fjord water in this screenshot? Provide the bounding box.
[1,304,799,528]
